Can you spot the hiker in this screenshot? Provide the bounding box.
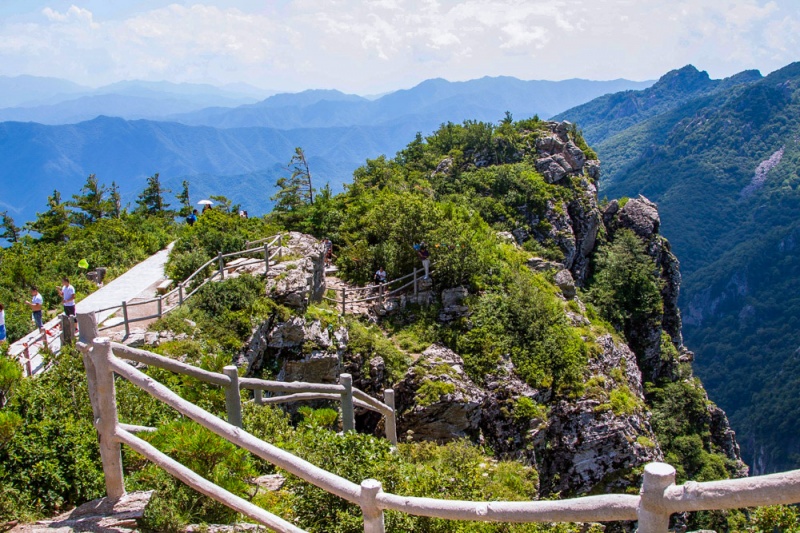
[25,286,44,333]
[0,303,6,343]
[374,267,387,284]
[202,204,212,213]
[57,277,76,316]
[323,238,333,266]
[186,209,198,226]
[417,243,430,280]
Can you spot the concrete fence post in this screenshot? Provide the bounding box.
[340,373,355,432]
[22,344,32,377]
[60,314,74,346]
[413,268,418,297]
[254,388,263,405]
[637,462,676,533]
[360,479,386,533]
[383,389,397,445]
[218,251,225,280]
[91,337,126,500]
[157,295,163,318]
[264,244,270,274]
[223,365,242,428]
[121,301,130,338]
[178,282,184,306]
[341,287,347,315]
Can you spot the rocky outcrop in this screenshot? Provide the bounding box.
[538,335,661,495]
[395,345,485,441]
[523,121,603,285]
[265,232,326,309]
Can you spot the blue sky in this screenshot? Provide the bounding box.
[1,1,798,94]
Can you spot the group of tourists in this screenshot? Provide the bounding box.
[0,277,76,344]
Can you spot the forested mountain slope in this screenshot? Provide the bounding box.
[0,118,752,532]
[559,61,800,473]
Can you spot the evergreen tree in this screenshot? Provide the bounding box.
[0,211,21,243]
[176,180,192,217]
[272,147,314,211]
[136,173,172,215]
[26,190,70,242]
[68,174,111,226]
[109,181,122,218]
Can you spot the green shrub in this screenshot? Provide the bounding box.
[513,396,547,423]
[416,380,456,406]
[609,386,640,415]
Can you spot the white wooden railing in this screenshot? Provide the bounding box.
[322,266,432,315]
[13,235,288,376]
[95,233,286,336]
[74,308,800,532]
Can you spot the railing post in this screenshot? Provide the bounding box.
[254,388,263,405]
[341,286,347,315]
[78,312,101,421]
[218,251,225,280]
[60,313,74,346]
[413,267,418,297]
[22,344,32,377]
[637,462,676,533]
[91,337,126,500]
[360,479,385,533]
[264,243,270,274]
[379,283,384,304]
[157,295,163,318]
[121,301,130,338]
[223,365,242,428]
[384,389,397,445]
[178,282,184,306]
[340,373,355,432]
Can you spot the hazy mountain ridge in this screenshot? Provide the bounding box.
[170,76,655,129]
[558,61,800,473]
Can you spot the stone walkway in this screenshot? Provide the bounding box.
[9,244,173,376]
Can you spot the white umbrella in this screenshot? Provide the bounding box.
[197,199,214,205]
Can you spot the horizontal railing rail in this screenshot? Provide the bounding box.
[78,314,800,533]
[108,338,397,443]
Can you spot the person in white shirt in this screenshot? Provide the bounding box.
[57,277,76,316]
[24,286,44,332]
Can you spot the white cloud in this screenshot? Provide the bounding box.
[0,0,797,93]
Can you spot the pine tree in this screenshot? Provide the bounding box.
[136,173,172,215]
[109,181,122,218]
[0,211,21,243]
[271,147,314,211]
[26,190,70,243]
[68,174,111,226]
[176,180,191,217]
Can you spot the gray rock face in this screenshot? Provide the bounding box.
[538,335,662,496]
[438,286,470,322]
[479,358,547,466]
[554,269,576,299]
[10,491,154,533]
[395,344,485,441]
[265,232,326,309]
[617,196,660,239]
[278,351,340,384]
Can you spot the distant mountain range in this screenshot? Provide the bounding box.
[558,62,800,474]
[0,77,272,124]
[0,74,653,225]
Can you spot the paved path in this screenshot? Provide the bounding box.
[9,244,173,376]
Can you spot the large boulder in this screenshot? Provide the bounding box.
[264,232,326,309]
[395,344,485,441]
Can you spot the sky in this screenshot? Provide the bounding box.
[0,0,798,94]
